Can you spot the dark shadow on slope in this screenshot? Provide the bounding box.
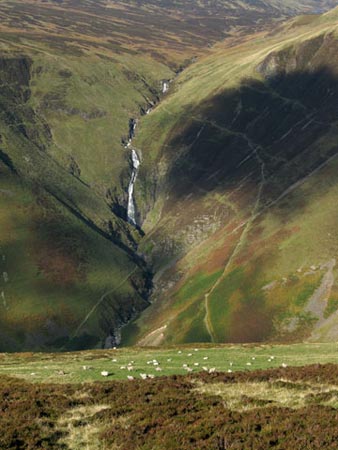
[134,43,338,338]
[45,187,151,276]
[123,33,338,346]
[161,32,338,214]
[0,149,17,173]
[164,65,338,216]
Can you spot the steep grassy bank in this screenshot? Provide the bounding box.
[127,8,338,345]
[0,1,176,350]
[0,47,169,350]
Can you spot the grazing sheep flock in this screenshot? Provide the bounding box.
[92,350,285,380]
[2,344,336,384]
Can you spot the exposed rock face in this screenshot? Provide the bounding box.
[0,57,52,150]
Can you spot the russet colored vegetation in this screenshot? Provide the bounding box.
[128,8,338,346]
[2,361,338,449]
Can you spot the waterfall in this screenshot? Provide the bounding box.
[125,77,169,226]
[162,80,169,93]
[127,149,140,226]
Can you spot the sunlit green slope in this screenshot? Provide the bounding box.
[0,0,336,350]
[126,8,338,346]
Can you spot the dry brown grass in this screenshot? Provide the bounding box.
[193,379,338,411]
[57,404,112,450]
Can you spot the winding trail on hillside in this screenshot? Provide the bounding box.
[69,267,138,342]
[204,135,266,342]
[179,106,336,342]
[202,127,338,341]
[259,149,338,216]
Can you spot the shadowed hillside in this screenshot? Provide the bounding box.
[124,8,338,346]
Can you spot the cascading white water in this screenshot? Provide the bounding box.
[125,79,168,226]
[162,81,169,93]
[127,149,140,226]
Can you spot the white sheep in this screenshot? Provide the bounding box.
[101,371,109,377]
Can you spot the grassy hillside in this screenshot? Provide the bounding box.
[0,0,336,351]
[0,48,166,350]
[125,8,338,346]
[0,1,177,351]
[1,344,338,448]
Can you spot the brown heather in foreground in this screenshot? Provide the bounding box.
[2,364,338,449]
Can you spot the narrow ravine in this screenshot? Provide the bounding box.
[124,118,141,226]
[125,79,171,227]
